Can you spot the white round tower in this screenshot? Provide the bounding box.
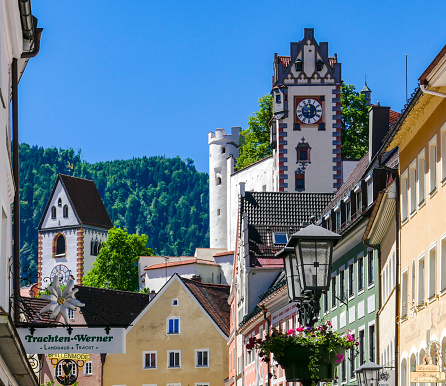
[208,127,240,249]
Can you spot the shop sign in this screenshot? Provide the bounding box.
[378,369,395,386]
[410,365,445,383]
[17,328,125,354]
[47,353,90,361]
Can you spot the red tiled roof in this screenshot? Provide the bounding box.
[213,251,234,257]
[182,277,230,336]
[144,258,219,271]
[389,109,400,126]
[278,56,290,68]
[329,57,336,67]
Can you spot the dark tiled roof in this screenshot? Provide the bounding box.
[59,175,113,229]
[241,192,334,266]
[20,286,150,327]
[182,277,230,336]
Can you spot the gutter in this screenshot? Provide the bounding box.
[21,28,43,58]
[419,84,446,98]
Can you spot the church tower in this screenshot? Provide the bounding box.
[270,28,342,193]
[37,175,113,287]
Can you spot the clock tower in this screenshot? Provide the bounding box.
[270,28,342,193]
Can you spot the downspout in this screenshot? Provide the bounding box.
[12,58,20,323]
[378,157,399,384]
[21,28,43,58]
[420,84,446,98]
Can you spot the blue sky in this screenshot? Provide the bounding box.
[19,0,446,173]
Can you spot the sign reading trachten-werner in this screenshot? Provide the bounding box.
[17,328,125,354]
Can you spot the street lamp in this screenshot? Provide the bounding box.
[277,224,340,326]
[356,361,383,386]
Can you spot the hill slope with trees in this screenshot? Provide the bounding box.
[19,144,209,274]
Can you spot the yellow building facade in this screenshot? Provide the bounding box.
[103,274,229,386]
[386,46,446,386]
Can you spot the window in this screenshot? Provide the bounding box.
[409,161,417,214]
[359,329,365,365]
[331,276,337,307]
[348,263,354,297]
[91,239,101,256]
[350,333,356,379]
[216,177,222,186]
[217,209,220,216]
[68,309,75,320]
[51,206,56,219]
[429,135,437,193]
[276,94,281,103]
[143,351,157,369]
[441,236,446,292]
[442,123,446,182]
[167,317,180,334]
[367,250,374,286]
[273,232,288,245]
[418,150,426,205]
[326,216,331,231]
[58,198,62,207]
[366,176,373,207]
[401,170,408,221]
[428,245,436,299]
[221,146,226,154]
[418,255,425,306]
[345,200,351,223]
[55,234,65,256]
[63,204,68,218]
[295,173,305,191]
[295,59,303,71]
[335,209,341,232]
[401,269,408,318]
[369,324,375,361]
[356,188,362,213]
[411,260,416,307]
[196,349,209,367]
[324,291,328,313]
[340,270,345,301]
[341,357,346,382]
[167,351,181,368]
[316,59,324,71]
[84,361,92,375]
[172,298,178,306]
[358,256,364,291]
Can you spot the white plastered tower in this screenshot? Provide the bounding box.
[208,127,241,249]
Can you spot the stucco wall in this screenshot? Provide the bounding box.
[103,278,228,386]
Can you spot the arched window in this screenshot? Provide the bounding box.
[216,177,222,185]
[63,205,69,218]
[51,206,56,219]
[94,240,99,256]
[55,234,65,256]
[58,198,62,206]
[91,239,94,255]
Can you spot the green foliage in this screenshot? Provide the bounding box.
[236,94,273,170]
[341,82,369,160]
[18,144,209,278]
[83,227,153,291]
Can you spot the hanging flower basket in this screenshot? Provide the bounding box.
[247,321,358,385]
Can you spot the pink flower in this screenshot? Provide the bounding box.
[296,326,304,332]
[327,321,331,326]
[355,342,360,346]
[347,334,354,342]
[288,329,295,335]
[335,354,344,363]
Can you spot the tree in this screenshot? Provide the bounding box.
[340,82,369,160]
[83,227,153,292]
[236,94,273,170]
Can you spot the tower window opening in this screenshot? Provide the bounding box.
[316,59,324,71]
[216,177,222,185]
[276,94,281,103]
[221,146,226,154]
[63,205,68,218]
[57,198,62,207]
[295,59,303,72]
[51,206,56,219]
[55,234,66,256]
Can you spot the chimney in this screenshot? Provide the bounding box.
[149,290,156,301]
[368,105,390,162]
[191,275,202,282]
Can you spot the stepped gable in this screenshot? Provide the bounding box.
[241,192,334,266]
[20,286,150,327]
[181,277,230,336]
[59,174,113,229]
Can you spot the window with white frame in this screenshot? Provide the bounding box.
[345,197,351,223]
[429,135,437,193]
[331,275,337,308]
[369,324,375,361]
[167,317,180,334]
[340,269,345,301]
[418,149,426,205]
[401,269,408,318]
[441,123,446,182]
[335,208,341,231]
[68,309,75,320]
[143,351,157,369]
[355,187,362,213]
[359,329,365,365]
[196,349,209,367]
[167,350,181,368]
[366,176,373,207]
[409,160,417,214]
[84,361,93,375]
[349,333,356,379]
[401,170,408,221]
[428,244,437,299]
[358,255,364,292]
[367,250,374,286]
[441,236,446,292]
[411,260,416,306]
[348,263,354,298]
[418,255,425,306]
[172,298,178,306]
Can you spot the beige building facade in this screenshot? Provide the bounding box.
[385,45,446,386]
[103,274,229,386]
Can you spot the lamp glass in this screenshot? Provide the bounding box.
[296,240,332,291]
[283,252,303,301]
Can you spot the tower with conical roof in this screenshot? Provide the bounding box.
[361,81,372,106]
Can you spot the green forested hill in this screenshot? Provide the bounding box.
[19,144,209,273]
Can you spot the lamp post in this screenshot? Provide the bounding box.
[277,223,340,327]
[356,361,384,386]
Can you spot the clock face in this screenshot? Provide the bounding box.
[51,264,70,285]
[296,98,323,124]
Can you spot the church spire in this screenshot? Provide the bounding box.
[361,76,372,106]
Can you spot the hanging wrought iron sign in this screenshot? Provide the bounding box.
[52,358,84,385]
[410,354,446,383]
